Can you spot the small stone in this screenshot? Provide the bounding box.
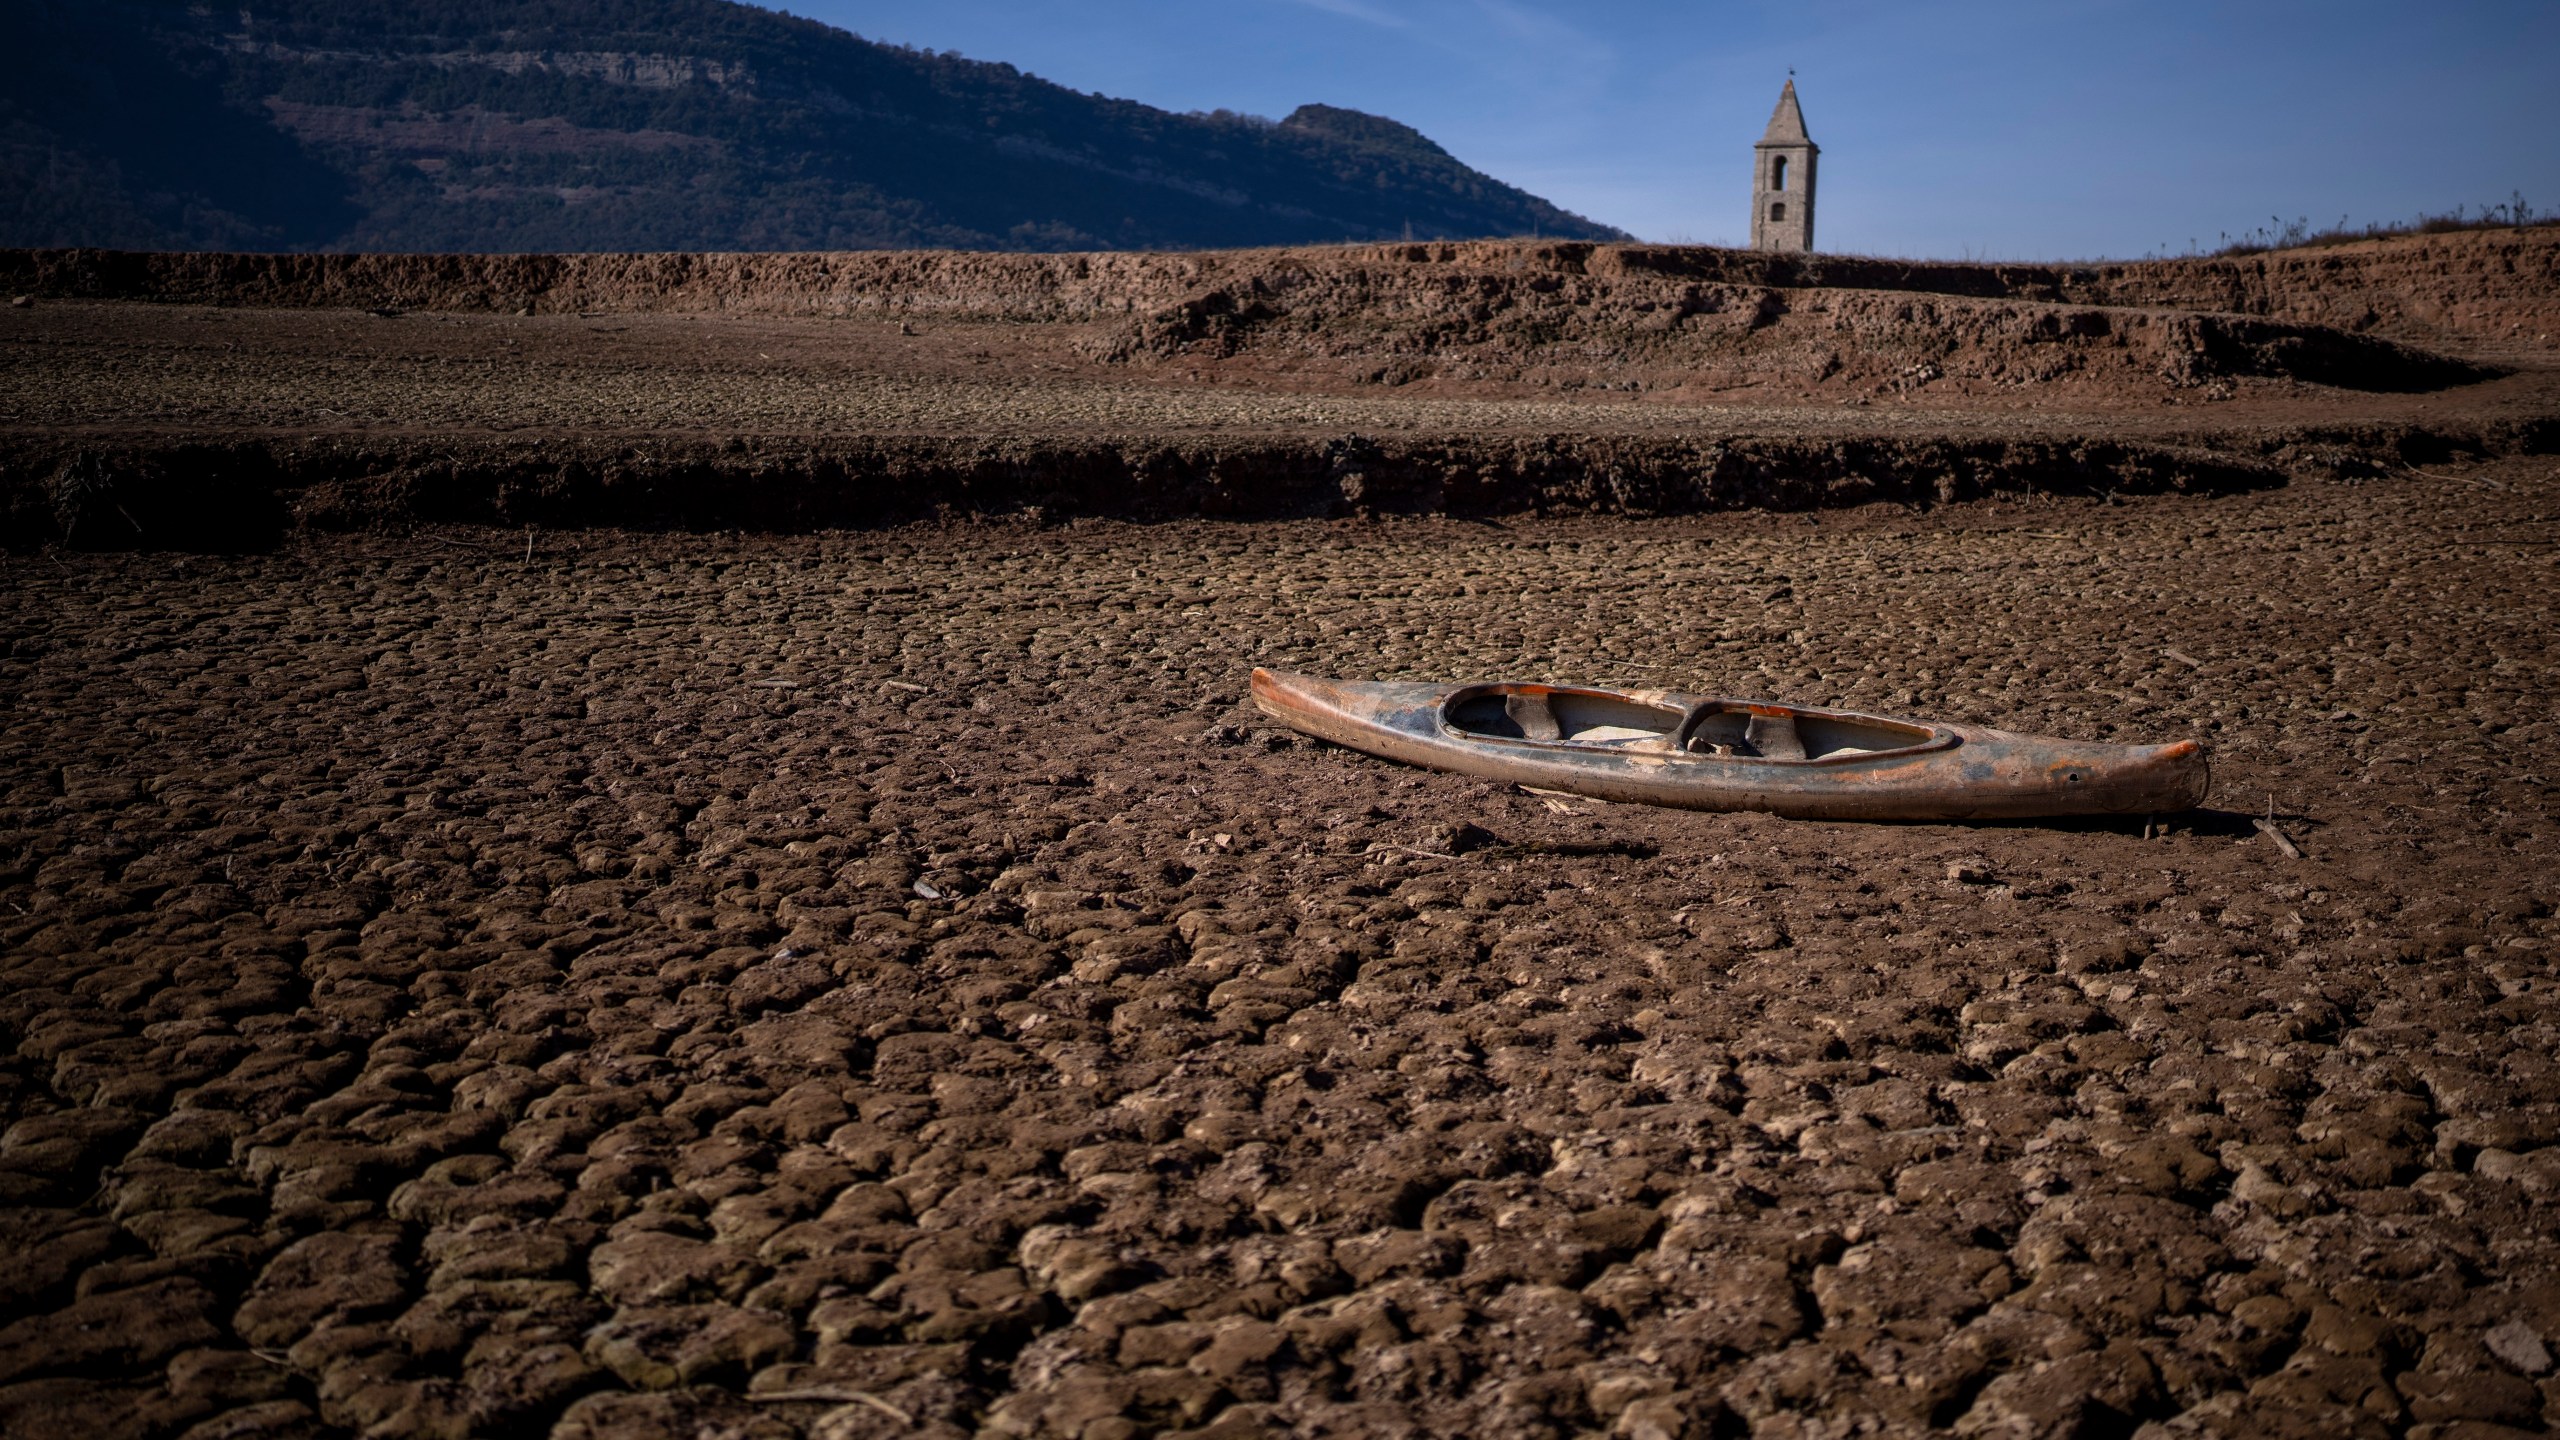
[1572,1205,1662,1254]
[1738,921,1788,951]
[1946,857,1995,885]
[1586,1370,1672,1417]
[1190,1318,1287,1380]
[2484,1319,2553,1376]
[2300,1304,2392,1357]
[2474,1147,2560,1193]
[2229,1161,2311,1217]
[1421,821,1500,855]
[2229,1295,2300,1334]
[1618,1393,1712,1440]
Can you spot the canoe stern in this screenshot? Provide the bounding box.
[1249,668,1446,748]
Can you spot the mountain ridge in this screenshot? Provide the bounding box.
[0,0,1629,253]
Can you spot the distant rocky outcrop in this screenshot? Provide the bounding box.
[0,0,1627,253]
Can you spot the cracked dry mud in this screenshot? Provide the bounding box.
[3,461,2557,1440]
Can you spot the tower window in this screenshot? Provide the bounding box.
[1772,156,1788,192]
[1770,202,1786,222]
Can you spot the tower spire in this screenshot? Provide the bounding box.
[1749,77,1818,254]
[1762,78,1811,145]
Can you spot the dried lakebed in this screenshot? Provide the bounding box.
[5,299,2556,547]
[1,465,2556,1439]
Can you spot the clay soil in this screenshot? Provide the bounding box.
[1,234,2558,1440]
[4,230,2559,543]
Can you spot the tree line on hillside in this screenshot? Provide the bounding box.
[1,0,1627,253]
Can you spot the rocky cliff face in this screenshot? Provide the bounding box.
[0,0,1626,253]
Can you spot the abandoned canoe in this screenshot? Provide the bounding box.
[1249,669,2210,821]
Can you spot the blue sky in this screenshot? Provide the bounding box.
[784,0,2560,260]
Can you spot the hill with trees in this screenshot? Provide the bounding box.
[1,0,1627,253]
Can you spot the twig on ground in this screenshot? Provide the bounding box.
[880,680,929,693]
[523,528,536,564]
[2407,465,2506,491]
[749,679,799,689]
[2161,649,2205,669]
[750,1388,913,1425]
[1521,784,1607,810]
[2253,817,2304,860]
[1366,843,1459,862]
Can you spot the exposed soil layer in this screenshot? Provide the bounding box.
[2,464,2557,1440]
[4,427,2321,552]
[7,230,2556,357]
[3,265,2557,550]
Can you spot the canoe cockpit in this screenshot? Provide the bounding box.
[1442,685,1941,763]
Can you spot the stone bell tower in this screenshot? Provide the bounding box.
[1751,77,1817,253]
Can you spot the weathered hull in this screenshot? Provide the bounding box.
[1249,669,2210,821]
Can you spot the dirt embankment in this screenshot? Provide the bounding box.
[1093,271,2495,401]
[8,431,2324,553]
[5,231,2542,404]
[2049,230,2560,354]
[4,228,2554,352]
[2,229,2554,548]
